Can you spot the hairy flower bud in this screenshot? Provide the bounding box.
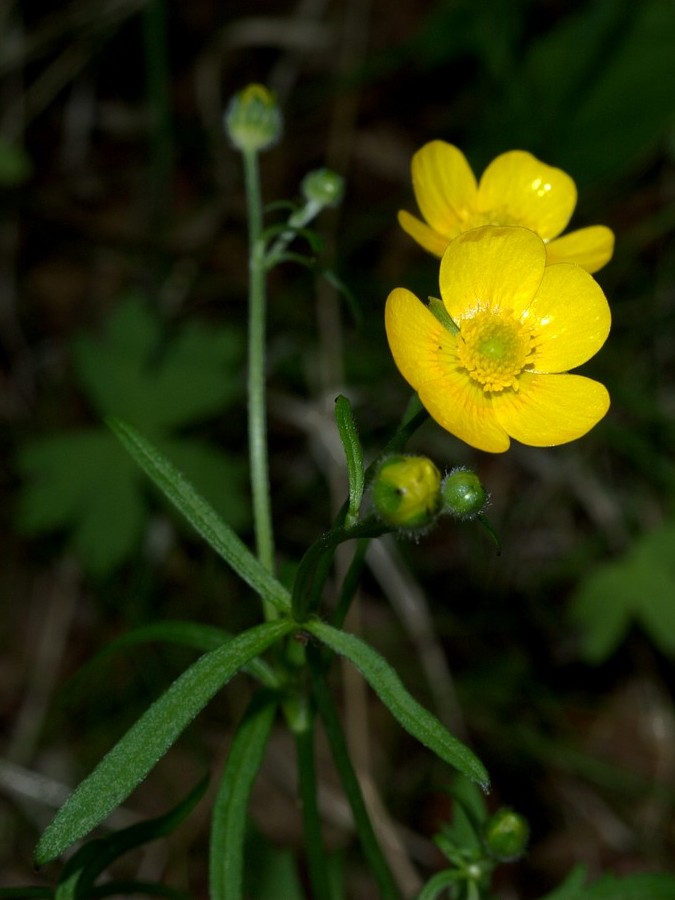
[301,168,345,208]
[441,467,488,520]
[224,84,282,153]
[483,808,529,862]
[372,455,442,530]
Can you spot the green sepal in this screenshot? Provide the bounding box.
[428,296,459,334]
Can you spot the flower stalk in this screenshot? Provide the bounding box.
[242,146,276,584]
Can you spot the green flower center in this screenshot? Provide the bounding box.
[457,309,535,392]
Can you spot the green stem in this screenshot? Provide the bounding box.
[331,537,370,629]
[309,648,402,899]
[291,519,388,622]
[294,717,332,899]
[243,148,275,586]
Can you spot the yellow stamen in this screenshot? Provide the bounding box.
[457,308,535,392]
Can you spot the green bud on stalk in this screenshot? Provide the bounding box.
[301,168,345,208]
[224,84,282,153]
[483,807,529,862]
[441,467,488,520]
[372,455,442,531]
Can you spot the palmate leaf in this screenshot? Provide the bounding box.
[17,430,145,575]
[305,620,489,789]
[17,294,248,575]
[73,294,243,431]
[35,618,293,865]
[570,521,675,662]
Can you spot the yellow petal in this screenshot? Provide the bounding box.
[478,151,577,241]
[522,264,611,372]
[418,373,511,453]
[385,287,447,388]
[410,141,478,236]
[439,225,546,322]
[397,210,448,257]
[546,226,615,273]
[493,373,610,446]
[385,286,510,452]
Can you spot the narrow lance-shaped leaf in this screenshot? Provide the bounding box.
[334,394,364,526]
[55,778,208,900]
[209,692,278,900]
[36,618,293,865]
[68,621,279,692]
[309,648,401,899]
[108,418,291,614]
[306,620,489,789]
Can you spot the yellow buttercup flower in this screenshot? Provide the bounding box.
[385,225,611,453]
[398,141,614,273]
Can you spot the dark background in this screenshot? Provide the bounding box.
[2,0,675,895]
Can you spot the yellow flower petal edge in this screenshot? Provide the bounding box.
[477,150,576,241]
[411,141,477,236]
[439,225,546,323]
[524,264,611,373]
[545,225,615,273]
[385,225,611,453]
[493,373,610,447]
[398,209,449,257]
[398,141,614,272]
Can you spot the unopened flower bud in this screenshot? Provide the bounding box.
[224,84,282,153]
[301,168,344,208]
[372,455,441,530]
[483,808,529,862]
[441,467,488,520]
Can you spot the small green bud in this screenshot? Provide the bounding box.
[224,84,282,153]
[483,808,529,862]
[301,168,345,208]
[441,467,488,520]
[372,455,442,530]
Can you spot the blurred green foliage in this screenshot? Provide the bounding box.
[399,0,675,183]
[0,137,32,186]
[570,520,675,662]
[17,295,248,575]
[541,865,675,900]
[5,0,675,893]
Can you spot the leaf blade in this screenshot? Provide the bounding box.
[306,620,489,789]
[108,418,290,613]
[209,692,278,900]
[35,618,293,864]
[334,395,364,526]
